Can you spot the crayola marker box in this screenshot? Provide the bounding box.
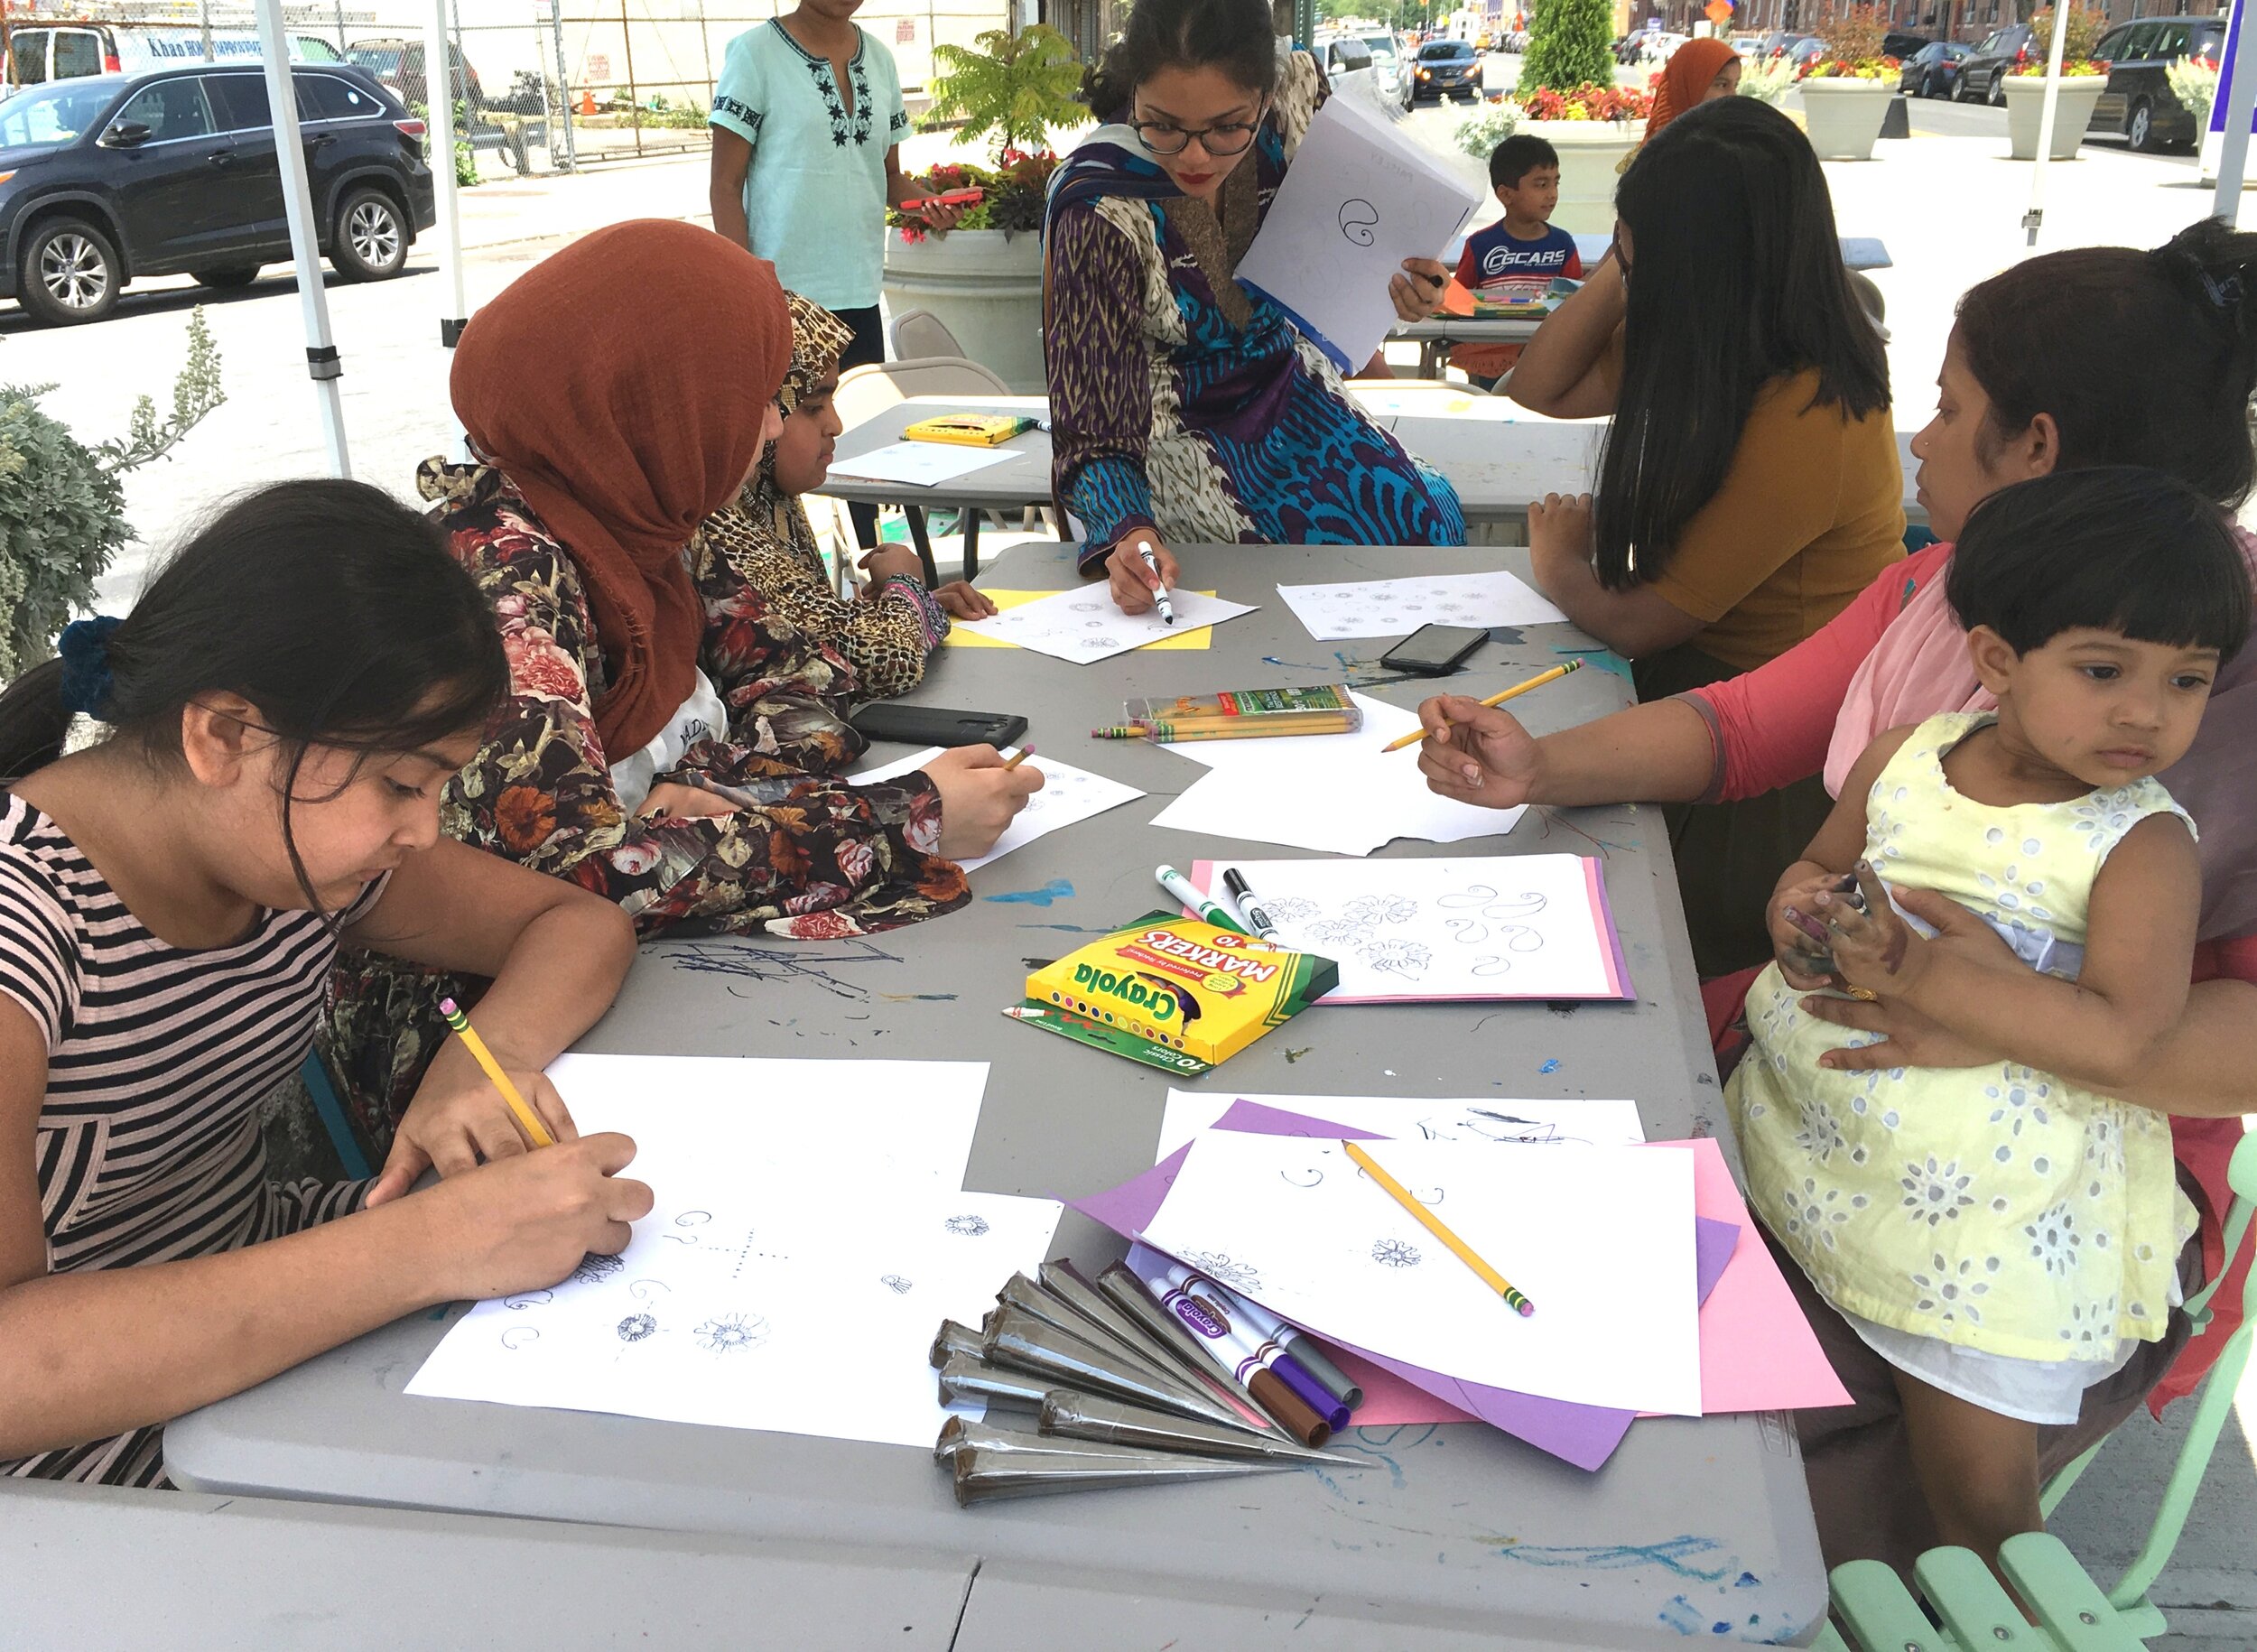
[1016,911,1337,1075]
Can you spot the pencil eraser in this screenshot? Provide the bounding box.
[1517,1302,1536,1317]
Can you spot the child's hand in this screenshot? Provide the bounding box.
[1527,493,1594,587]
[933,580,998,619]
[368,1058,581,1206]
[420,1133,655,1303]
[1811,860,1923,998]
[1768,869,1849,989]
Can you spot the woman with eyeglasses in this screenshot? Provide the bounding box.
[1043,0,1466,615]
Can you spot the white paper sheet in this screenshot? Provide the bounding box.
[1192,855,1630,1002]
[1156,1090,1647,1163]
[1149,691,1524,854]
[1141,1134,1702,1415]
[826,441,1020,487]
[406,1055,1065,1449]
[853,747,1144,872]
[947,586,1258,664]
[1277,570,1568,641]
[1234,91,1478,370]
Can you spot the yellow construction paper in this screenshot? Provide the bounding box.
[944,589,1218,651]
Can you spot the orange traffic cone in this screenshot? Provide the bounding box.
[577,85,597,116]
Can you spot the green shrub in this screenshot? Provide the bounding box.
[1519,0,1616,96]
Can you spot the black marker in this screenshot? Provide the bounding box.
[1222,868,1279,940]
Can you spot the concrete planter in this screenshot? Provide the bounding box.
[2004,74,2106,161]
[881,227,1045,391]
[1516,119,1644,234]
[1798,78,1897,161]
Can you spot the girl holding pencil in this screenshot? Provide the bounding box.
[0,481,651,1487]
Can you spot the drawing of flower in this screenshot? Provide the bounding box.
[1899,1156,1976,1228]
[1342,894,1416,928]
[1361,939,1432,977]
[1371,1238,1421,1267]
[617,1313,658,1342]
[881,1275,915,1294]
[943,1214,990,1237]
[1307,917,1375,949]
[1181,1251,1263,1294]
[693,1312,770,1354]
[1266,896,1321,923]
[571,1251,625,1286]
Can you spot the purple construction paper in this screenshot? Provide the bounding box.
[1062,1104,1732,1472]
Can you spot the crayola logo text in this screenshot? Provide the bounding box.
[1071,963,1181,1021]
[1171,1295,1230,1340]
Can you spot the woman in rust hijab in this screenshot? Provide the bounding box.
[322,219,1039,1153]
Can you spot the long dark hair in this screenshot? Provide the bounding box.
[1956,217,2257,508]
[0,478,508,914]
[1947,467,2251,662]
[1594,97,1890,590]
[1082,0,1279,122]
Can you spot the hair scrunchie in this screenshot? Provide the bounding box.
[57,616,122,718]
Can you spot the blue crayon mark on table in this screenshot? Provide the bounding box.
[983,878,1076,906]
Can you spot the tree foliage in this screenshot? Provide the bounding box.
[1519,0,1617,97]
[923,24,1092,161]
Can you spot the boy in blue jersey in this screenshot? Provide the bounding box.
[1451,134,1583,390]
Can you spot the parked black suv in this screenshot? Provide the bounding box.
[2091,14,2224,152]
[0,62,435,324]
[1955,23,2033,106]
[1401,39,1482,106]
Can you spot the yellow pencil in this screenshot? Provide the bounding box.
[1343,1140,1534,1315]
[1381,657,1584,753]
[1003,745,1036,770]
[438,997,556,1149]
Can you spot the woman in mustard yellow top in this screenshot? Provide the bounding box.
[1507,97,1903,974]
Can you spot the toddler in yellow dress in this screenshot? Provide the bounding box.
[1727,468,2252,1569]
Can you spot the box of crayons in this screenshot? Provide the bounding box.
[1111,683,1359,745]
[902,413,1039,448]
[1014,912,1336,1075]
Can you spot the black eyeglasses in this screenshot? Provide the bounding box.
[1132,107,1263,157]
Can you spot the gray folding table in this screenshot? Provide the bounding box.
[169,541,1826,1649]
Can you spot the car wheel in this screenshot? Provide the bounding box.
[18,216,120,325]
[330,187,408,282]
[1989,72,2005,107]
[192,265,262,290]
[2127,99,2158,153]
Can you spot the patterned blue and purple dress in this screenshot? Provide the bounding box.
[1042,53,1464,572]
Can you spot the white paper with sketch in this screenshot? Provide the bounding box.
[948,586,1258,664]
[1188,855,1630,1002]
[1140,1134,1702,1415]
[1156,1090,1647,1163]
[853,747,1144,872]
[405,1055,1064,1449]
[1234,90,1477,371]
[825,441,1021,488]
[1277,570,1568,641]
[1149,691,1523,854]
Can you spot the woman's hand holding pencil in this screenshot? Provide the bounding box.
[1404,659,1584,810]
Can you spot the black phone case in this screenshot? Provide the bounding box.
[848,704,1029,748]
[1379,624,1490,677]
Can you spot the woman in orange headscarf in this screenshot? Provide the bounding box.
[322,219,1040,1154]
[1621,37,1742,168]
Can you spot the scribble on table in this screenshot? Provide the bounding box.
[660,938,904,1003]
[694,1312,771,1354]
[1371,1238,1422,1267]
[943,1213,991,1238]
[617,1313,658,1342]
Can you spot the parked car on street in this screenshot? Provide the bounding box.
[1785,35,1826,71]
[1400,38,1483,105]
[0,62,435,324]
[1955,23,2033,105]
[1899,39,1972,97]
[2090,14,2224,151]
[1761,30,1809,58]
[5,22,339,88]
[1316,33,1374,76]
[1881,30,1933,60]
[345,37,485,110]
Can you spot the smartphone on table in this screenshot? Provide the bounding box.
[1379,623,1490,677]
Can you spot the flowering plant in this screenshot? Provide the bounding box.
[888,148,1061,241]
[1801,5,1898,78]
[1514,81,1653,121]
[2008,4,2108,74]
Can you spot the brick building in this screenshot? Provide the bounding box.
[1657,0,2218,43]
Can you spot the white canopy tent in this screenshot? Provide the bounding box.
[247,0,470,478]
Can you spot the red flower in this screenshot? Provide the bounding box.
[785,909,860,940]
[494,785,557,854]
[502,626,584,703]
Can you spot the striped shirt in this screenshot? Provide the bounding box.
[0,794,376,1485]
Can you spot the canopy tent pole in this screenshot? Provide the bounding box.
[254,0,350,477]
[2021,5,2073,246]
[426,0,469,348]
[2216,0,2257,223]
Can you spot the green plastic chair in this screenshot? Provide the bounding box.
[1815,1128,2257,1649]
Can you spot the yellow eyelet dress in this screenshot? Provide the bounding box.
[1726,713,2197,1423]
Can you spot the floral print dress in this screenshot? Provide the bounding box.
[320,459,969,1150]
[1726,713,2197,1420]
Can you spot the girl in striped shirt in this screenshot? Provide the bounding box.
[0,479,652,1485]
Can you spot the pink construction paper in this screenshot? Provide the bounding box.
[1186,860,1634,1004]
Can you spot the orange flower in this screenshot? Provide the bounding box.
[494,785,557,854]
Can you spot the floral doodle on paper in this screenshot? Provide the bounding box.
[943,1213,991,1237]
[881,1275,915,1294]
[694,1313,771,1354]
[618,1313,658,1342]
[1371,1239,1422,1267]
[1182,1251,1264,1294]
[571,1252,625,1286]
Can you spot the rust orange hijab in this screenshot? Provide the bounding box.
[450,219,791,761]
[1648,39,1739,141]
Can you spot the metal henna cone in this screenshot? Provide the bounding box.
[1093,1261,1280,1428]
[998,1271,1225,1413]
[933,1353,1054,1415]
[949,1443,1296,1507]
[982,1308,1257,1433]
[1038,1391,1364,1469]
